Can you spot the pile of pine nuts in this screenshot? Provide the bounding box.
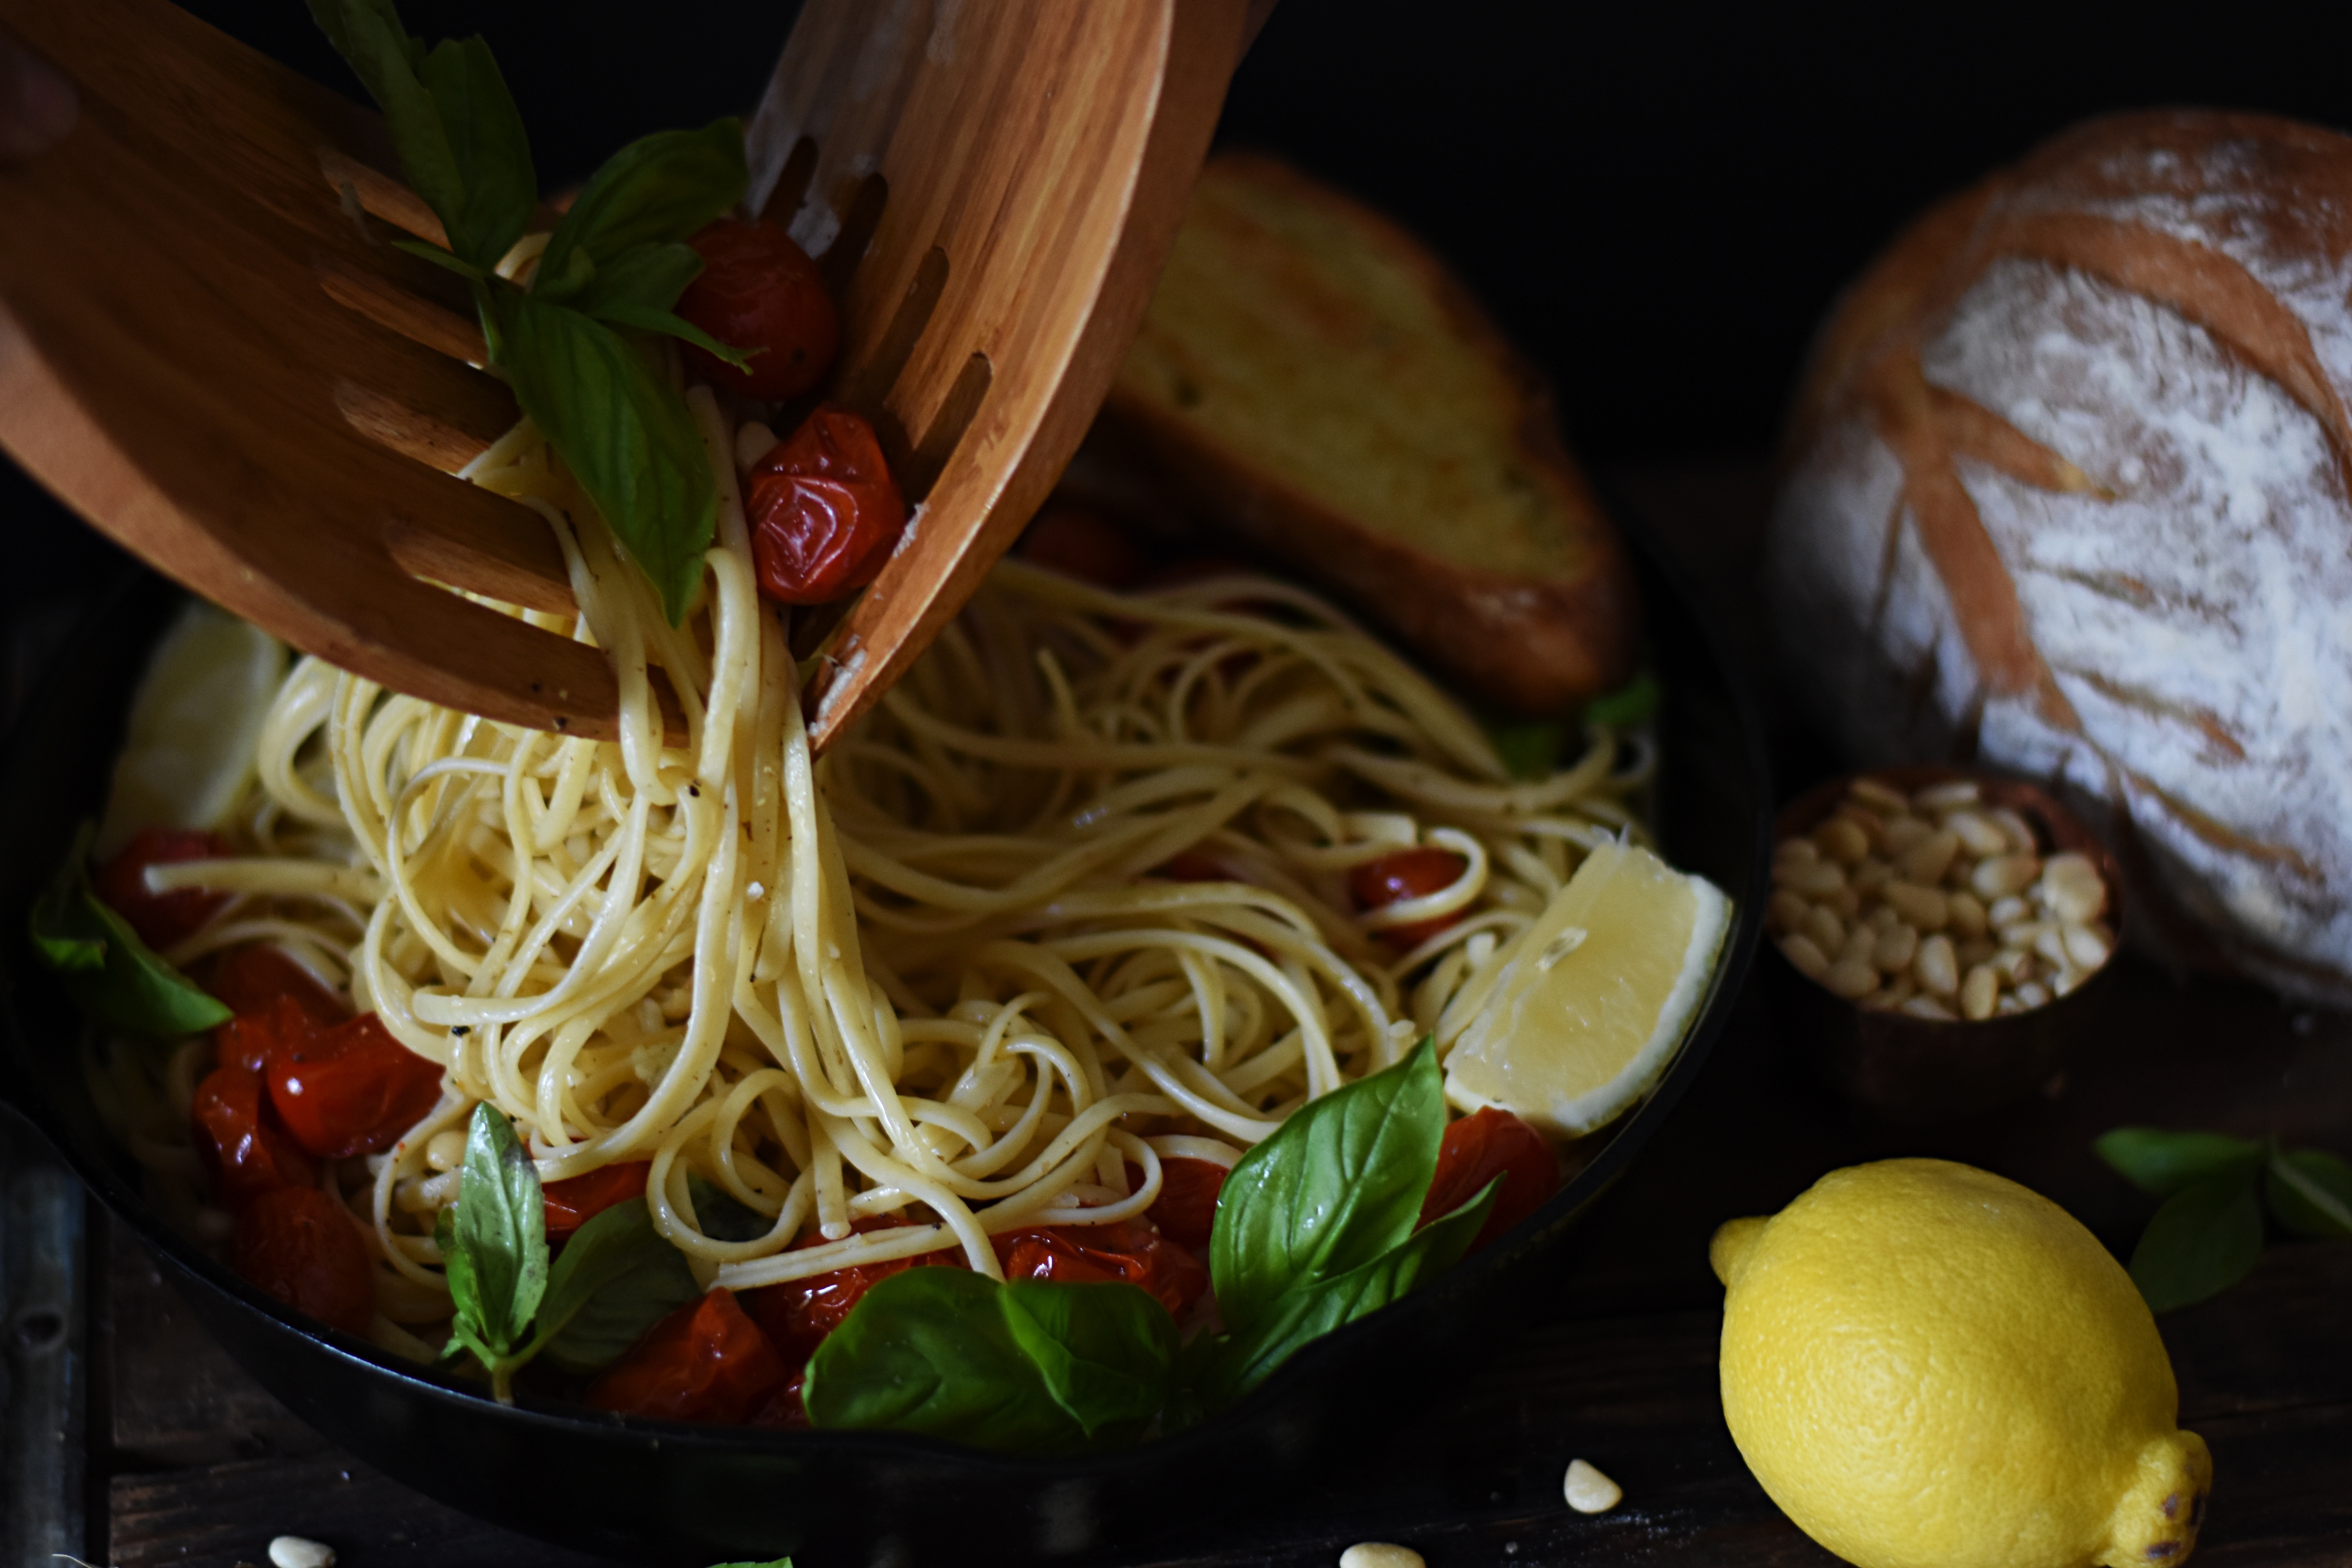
[1769,776,2114,1021]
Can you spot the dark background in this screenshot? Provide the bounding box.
[9,0,2352,693]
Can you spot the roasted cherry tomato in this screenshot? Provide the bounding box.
[93,827,230,951]
[751,1371,811,1430]
[266,1011,444,1159]
[1124,1157,1226,1251]
[1019,504,1149,590]
[1154,849,1227,883]
[993,1216,1209,1319]
[1419,1106,1560,1254]
[674,216,839,399]
[1348,847,1470,949]
[231,1184,374,1337]
[213,993,314,1075]
[745,407,907,605]
[543,1160,651,1241]
[207,942,348,1026]
[588,1288,789,1426]
[750,1216,966,1365]
[193,1061,318,1210]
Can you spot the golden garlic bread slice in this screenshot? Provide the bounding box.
[1100,152,1638,713]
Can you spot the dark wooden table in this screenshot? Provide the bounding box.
[13,464,2352,1566]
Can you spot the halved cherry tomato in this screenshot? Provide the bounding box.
[674,216,839,400]
[93,827,230,951]
[207,942,348,1026]
[745,407,907,606]
[750,1371,811,1430]
[266,1012,443,1159]
[588,1288,788,1426]
[1123,1157,1227,1251]
[993,1216,1209,1319]
[1349,847,1470,949]
[1419,1106,1560,1254]
[543,1161,650,1241]
[231,1184,374,1336]
[193,1062,317,1211]
[214,993,313,1076]
[750,1216,967,1365]
[1019,505,1149,590]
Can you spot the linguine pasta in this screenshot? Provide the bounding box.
[95,387,1651,1340]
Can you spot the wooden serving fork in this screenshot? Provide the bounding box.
[0,0,1255,747]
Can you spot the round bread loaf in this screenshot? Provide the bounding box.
[1768,109,2352,1003]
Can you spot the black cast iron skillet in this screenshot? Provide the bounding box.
[0,515,1768,1565]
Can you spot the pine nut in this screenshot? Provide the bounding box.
[1775,837,1820,867]
[1881,880,1949,930]
[1912,780,1981,811]
[269,1539,335,1568]
[1875,975,1917,1009]
[1993,946,2034,982]
[2063,923,2110,969]
[1956,936,1996,969]
[1913,932,1959,996]
[1775,858,1847,898]
[1988,895,2030,927]
[1829,884,1862,918]
[1813,816,1870,865]
[1780,934,1830,980]
[2033,926,2071,967]
[1881,815,1935,855]
[1824,957,1880,998]
[1895,829,1962,886]
[425,1129,466,1172]
[1340,1546,1424,1568]
[1901,995,1958,1020]
[1873,921,1920,973]
[1989,806,2039,855]
[2038,853,2107,923]
[1768,890,1809,934]
[2013,980,2051,1008]
[2053,965,2088,997]
[1960,964,2000,1020]
[1801,904,1846,954]
[1851,856,1894,893]
[1564,1459,1623,1514]
[1849,777,1910,814]
[1868,902,1902,930]
[1835,808,1887,853]
[1997,993,2025,1014]
[1946,891,1988,939]
[1945,810,2009,858]
[1971,854,2041,899]
[1839,925,1878,967]
[1997,918,2051,951]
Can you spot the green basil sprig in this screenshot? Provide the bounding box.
[1584,670,1661,730]
[435,1103,700,1399]
[307,0,755,624]
[804,1269,1177,1452]
[25,823,231,1037]
[2095,1126,2352,1312]
[1186,1037,1497,1408]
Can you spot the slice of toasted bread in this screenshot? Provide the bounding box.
[1096,152,1638,713]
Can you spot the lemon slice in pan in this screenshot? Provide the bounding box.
[1444,840,1730,1138]
[96,602,286,857]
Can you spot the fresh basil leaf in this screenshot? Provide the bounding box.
[2265,1147,2352,1239]
[488,286,715,624]
[2128,1167,2265,1312]
[564,242,754,371]
[306,1,458,245]
[589,304,756,372]
[434,1204,491,1363]
[536,1196,701,1374]
[2096,1127,2263,1197]
[1487,719,1563,781]
[414,34,535,271]
[1211,1037,1447,1335]
[804,1269,1175,1452]
[535,120,746,305]
[26,827,232,1036]
[449,1103,548,1354]
[389,236,487,282]
[1584,672,1660,730]
[686,1174,772,1244]
[1191,1176,1497,1410]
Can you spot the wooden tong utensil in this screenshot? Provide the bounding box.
[0,0,1252,747]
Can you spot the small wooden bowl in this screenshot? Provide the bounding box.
[1771,764,2128,1123]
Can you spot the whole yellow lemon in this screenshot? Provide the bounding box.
[1710,1159,2210,1568]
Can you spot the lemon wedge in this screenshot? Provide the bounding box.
[96,602,285,857]
[1443,840,1729,1137]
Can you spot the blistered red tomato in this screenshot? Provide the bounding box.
[993,1216,1209,1319]
[93,827,230,951]
[212,993,312,1075]
[588,1288,789,1425]
[1419,1106,1559,1254]
[543,1160,650,1241]
[1123,1158,1226,1251]
[745,407,907,605]
[232,1184,374,1337]
[1349,847,1470,949]
[266,1011,443,1159]
[751,1370,811,1429]
[674,216,839,400]
[750,1216,966,1365]
[207,942,348,1026]
[193,1061,318,1210]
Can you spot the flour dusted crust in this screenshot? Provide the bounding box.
[1769,110,2352,1001]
